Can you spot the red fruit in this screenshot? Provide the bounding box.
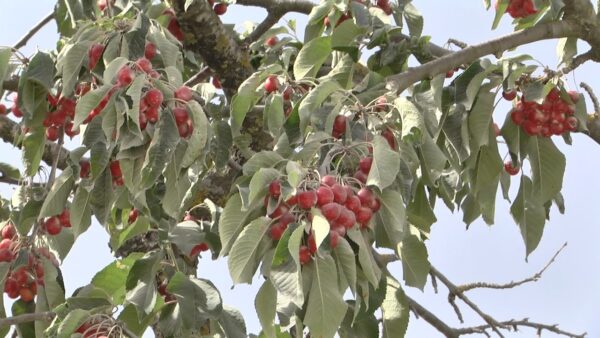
[506,0,537,18]
[297,191,317,209]
[567,90,580,104]
[190,243,209,256]
[0,239,11,250]
[356,207,373,227]
[446,70,454,78]
[269,204,288,219]
[359,157,373,174]
[493,122,501,137]
[504,161,520,175]
[2,223,16,239]
[268,180,281,198]
[331,184,348,204]
[308,233,317,254]
[377,0,393,15]
[88,43,104,69]
[79,160,91,179]
[145,107,159,123]
[282,86,293,101]
[0,249,12,262]
[269,224,286,240]
[321,203,341,222]
[265,36,278,47]
[110,160,122,178]
[116,66,134,87]
[135,58,153,73]
[321,175,337,187]
[345,195,361,213]
[139,111,148,130]
[510,108,526,125]
[264,76,279,93]
[43,217,62,235]
[175,86,193,102]
[19,288,35,302]
[337,208,356,229]
[213,3,227,15]
[285,195,297,206]
[144,89,164,108]
[332,115,347,138]
[172,107,189,124]
[381,128,396,149]
[550,121,564,135]
[65,122,79,139]
[370,198,381,212]
[167,18,185,41]
[316,186,334,206]
[375,96,387,112]
[128,209,139,224]
[329,230,339,249]
[299,246,311,265]
[114,176,125,187]
[59,209,71,227]
[177,121,190,138]
[357,188,375,207]
[564,116,578,131]
[502,90,517,101]
[279,212,295,227]
[522,120,541,136]
[212,77,222,89]
[0,104,6,115]
[353,170,367,184]
[144,42,157,60]
[45,126,59,141]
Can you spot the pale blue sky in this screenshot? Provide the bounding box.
[1,1,599,337]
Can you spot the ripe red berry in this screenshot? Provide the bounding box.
[264,75,279,93]
[213,3,227,15]
[0,104,6,115]
[332,115,347,138]
[167,18,185,41]
[331,184,348,204]
[0,239,11,250]
[504,161,520,175]
[345,195,361,213]
[510,109,526,125]
[177,121,190,138]
[128,209,139,224]
[144,89,164,108]
[144,42,157,60]
[190,243,209,256]
[321,175,337,187]
[43,217,62,235]
[316,186,334,206]
[109,160,122,178]
[265,36,278,47]
[337,208,356,229]
[269,224,286,240]
[297,191,317,209]
[382,128,396,149]
[321,202,341,222]
[359,157,373,174]
[145,107,159,123]
[59,209,71,227]
[79,160,91,179]
[1,223,16,240]
[116,66,134,87]
[88,43,104,69]
[212,77,222,89]
[522,120,541,136]
[172,107,189,124]
[175,86,193,102]
[329,230,340,249]
[268,180,281,198]
[567,90,580,104]
[356,207,373,227]
[502,90,517,101]
[65,122,79,139]
[299,245,311,265]
[564,116,578,131]
[357,188,375,207]
[445,70,454,78]
[353,170,368,184]
[370,198,381,212]
[45,126,59,141]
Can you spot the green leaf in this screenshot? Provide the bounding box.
[264,94,285,139]
[381,277,409,338]
[293,36,332,80]
[166,272,223,329]
[396,97,425,143]
[22,127,45,177]
[347,228,381,287]
[255,279,277,338]
[92,254,143,304]
[169,220,205,256]
[373,190,406,248]
[248,168,280,208]
[527,137,565,204]
[12,299,36,338]
[367,135,401,190]
[304,255,348,338]
[243,151,284,176]
[510,176,546,257]
[0,163,21,181]
[468,91,496,149]
[228,217,271,284]
[270,225,304,307]
[124,14,150,60]
[407,181,436,234]
[182,101,209,167]
[331,19,366,49]
[403,3,423,37]
[56,309,90,338]
[219,305,247,338]
[113,216,151,251]
[0,47,12,95]
[73,85,112,128]
[39,167,75,218]
[57,42,90,97]
[298,80,341,136]
[125,251,162,317]
[139,110,180,189]
[219,194,254,256]
[492,0,508,29]
[333,237,357,295]
[398,233,430,290]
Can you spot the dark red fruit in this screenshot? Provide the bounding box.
[356,207,373,227]
[1,223,16,239]
[297,191,317,209]
[212,77,222,89]
[43,217,62,235]
[345,195,361,213]
[116,66,134,87]
[167,18,185,41]
[88,43,104,69]
[299,245,311,265]
[332,115,347,138]
[264,76,279,93]
[321,175,337,187]
[502,90,517,101]
[321,203,341,222]
[190,243,209,256]
[359,157,373,174]
[144,42,157,59]
[329,230,339,249]
[135,58,153,73]
[504,161,520,175]
[357,188,375,208]
[110,161,122,178]
[268,180,281,198]
[316,186,334,206]
[337,208,356,229]
[128,209,139,224]
[175,86,193,102]
[79,160,91,179]
[0,104,6,115]
[172,107,189,124]
[213,3,227,15]
[269,224,286,241]
[382,128,396,149]
[45,126,59,141]
[265,36,278,47]
[59,209,71,227]
[331,184,348,204]
[145,107,159,123]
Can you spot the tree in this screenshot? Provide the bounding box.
[0,0,596,337]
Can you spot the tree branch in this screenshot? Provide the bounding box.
[386,21,581,94]
[454,319,586,338]
[243,10,285,45]
[405,294,459,338]
[455,242,567,293]
[13,11,55,50]
[0,311,55,328]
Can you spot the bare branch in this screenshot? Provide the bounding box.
[560,50,597,75]
[386,21,581,94]
[183,66,213,88]
[13,12,55,50]
[454,319,587,338]
[456,242,567,293]
[235,0,315,14]
[580,82,600,114]
[243,10,285,45]
[448,293,464,324]
[0,311,55,328]
[405,294,459,338]
[447,38,468,49]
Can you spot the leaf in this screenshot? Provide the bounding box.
[39,167,75,218]
[92,254,143,304]
[243,151,284,176]
[0,163,21,180]
[219,194,255,256]
[381,277,409,338]
[219,305,247,338]
[527,137,565,204]
[492,0,509,29]
[169,220,205,256]
[293,36,332,80]
[228,217,271,284]
[367,135,401,190]
[406,181,436,234]
[398,232,430,290]
[113,216,150,251]
[22,127,45,177]
[396,97,425,143]
[298,80,341,136]
[333,237,357,295]
[182,101,209,167]
[468,91,496,149]
[12,299,36,338]
[248,168,280,208]
[510,176,546,257]
[347,228,381,287]
[90,168,113,225]
[73,85,112,128]
[166,272,223,329]
[124,14,150,60]
[57,42,90,97]
[125,251,162,317]
[304,255,348,338]
[269,225,304,307]
[373,190,406,249]
[255,279,277,338]
[139,110,180,189]
[264,94,286,138]
[403,3,423,37]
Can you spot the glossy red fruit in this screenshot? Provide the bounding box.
[264,76,279,93]
[445,70,454,78]
[213,3,227,15]
[279,212,295,227]
[0,239,11,250]
[135,57,153,73]
[128,209,139,224]
[356,207,373,227]
[0,104,6,115]
[139,111,148,130]
[190,243,209,256]
[510,109,526,125]
[332,115,347,138]
[1,223,16,239]
[331,184,348,204]
[88,43,104,69]
[145,107,159,123]
[359,157,373,174]
[45,126,59,141]
[268,180,281,198]
[299,245,311,265]
[79,160,91,179]
[522,120,541,136]
[321,175,337,187]
[177,121,190,138]
[44,217,62,235]
[65,122,79,138]
[269,204,288,219]
[167,18,185,41]
[502,90,517,101]
[175,86,193,101]
[504,161,520,175]
[265,36,278,47]
[59,209,71,227]
[329,230,340,249]
[316,186,334,206]
[308,233,317,254]
[337,208,356,229]
[212,77,222,89]
[345,195,361,213]
[370,198,381,212]
[564,116,578,131]
[110,161,122,179]
[382,128,396,149]
[357,188,375,208]
[297,191,317,209]
[269,223,286,240]
[321,202,342,222]
[116,66,134,87]
[144,42,157,59]
[172,107,189,124]
[0,249,12,262]
[142,89,162,108]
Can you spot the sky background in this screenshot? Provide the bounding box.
[1,1,599,337]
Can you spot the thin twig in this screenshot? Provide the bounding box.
[243,10,284,45]
[405,294,459,338]
[560,50,597,75]
[448,293,464,324]
[447,38,468,49]
[0,311,55,328]
[580,82,600,114]
[430,271,439,293]
[183,66,213,87]
[456,243,567,293]
[454,319,587,338]
[13,12,55,50]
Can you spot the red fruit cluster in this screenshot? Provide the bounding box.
[156,275,176,303]
[139,88,163,130]
[83,87,117,124]
[4,263,40,303]
[265,174,381,265]
[504,0,537,18]
[42,209,71,236]
[0,223,16,262]
[324,13,352,28]
[43,95,79,141]
[510,89,578,137]
[110,160,124,186]
[145,42,157,60]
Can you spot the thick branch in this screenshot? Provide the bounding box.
[386,21,581,93]
[0,311,55,328]
[235,0,315,14]
[13,12,55,50]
